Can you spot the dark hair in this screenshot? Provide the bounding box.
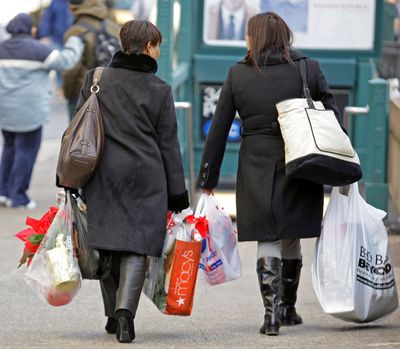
[119,20,162,55]
[244,12,293,72]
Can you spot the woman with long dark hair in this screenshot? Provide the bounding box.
[76,20,189,343]
[199,12,341,336]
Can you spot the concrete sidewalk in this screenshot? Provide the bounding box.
[0,96,399,349]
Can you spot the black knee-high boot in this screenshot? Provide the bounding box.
[257,257,282,336]
[280,259,303,326]
[116,253,147,343]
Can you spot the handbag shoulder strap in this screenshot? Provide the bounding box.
[299,59,314,109]
[90,67,104,94]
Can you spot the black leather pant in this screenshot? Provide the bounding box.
[99,251,147,318]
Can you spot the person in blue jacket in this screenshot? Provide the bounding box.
[38,0,73,48]
[0,13,83,209]
[38,0,73,86]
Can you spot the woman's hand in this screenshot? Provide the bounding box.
[201,188,214,195]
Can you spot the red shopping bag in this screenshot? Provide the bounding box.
[165,239,202,315]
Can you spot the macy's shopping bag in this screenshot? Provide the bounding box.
[195,194,241,285]
[312,183,398,322]
[143,214,202,316]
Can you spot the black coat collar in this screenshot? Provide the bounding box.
[240,49,308,66]
[109,51,158,73]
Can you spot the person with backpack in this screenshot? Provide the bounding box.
[63,0,120,119]
[0,13,83,209]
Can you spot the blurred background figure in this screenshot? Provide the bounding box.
[0,13,83,209]
[38,0,73,48]
[207,0,257,41]
[37,0,73,86]
[63,0,120,119]
[130,0,155,20]
[0,25,10,42]
[104,0,118,21]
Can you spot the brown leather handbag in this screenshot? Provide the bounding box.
[56,67,105,189]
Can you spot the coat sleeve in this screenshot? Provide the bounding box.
[43,36,84,71]
[312,61,342,125]
[157,86,189,212]
[198,67,236,189]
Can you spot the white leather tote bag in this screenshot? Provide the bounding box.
[276,60,362,186]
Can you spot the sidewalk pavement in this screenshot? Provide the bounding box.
[0,95,399,349]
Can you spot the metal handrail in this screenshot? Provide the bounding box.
[174,102,196,205]
[343,106,369,130]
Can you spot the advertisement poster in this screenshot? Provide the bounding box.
[201,84,241,142]
[203,0,376,50]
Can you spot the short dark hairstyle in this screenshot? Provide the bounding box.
[245,12,293,72]
[119,20,162,55]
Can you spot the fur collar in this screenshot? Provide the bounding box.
[109,51,158,73]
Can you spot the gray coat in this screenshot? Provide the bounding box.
[199,50,341,242]
[78,52,189,257]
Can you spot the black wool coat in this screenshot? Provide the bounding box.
[77,52,189,256]
[199,49,341,242]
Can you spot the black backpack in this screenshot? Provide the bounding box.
[79,20,120,67]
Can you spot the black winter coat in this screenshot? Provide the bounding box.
[199,50,341,242]
[78,52,189,256]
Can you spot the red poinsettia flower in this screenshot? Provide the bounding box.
[15,228,34,242]
[15,207,58,268]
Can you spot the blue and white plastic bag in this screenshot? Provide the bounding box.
[195,194,241,286]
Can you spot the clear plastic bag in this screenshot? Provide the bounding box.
[312,183,399,322]
[195,194,241,285]
[24,192,82,306]
[71,195,100,280]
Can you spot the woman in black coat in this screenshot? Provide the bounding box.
[199,12,341,336]
[76,20,189,343]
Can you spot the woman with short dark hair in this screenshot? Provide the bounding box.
[77,20,189,343]
[198,12,341,336]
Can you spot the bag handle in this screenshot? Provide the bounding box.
[90,67,104,94]
[299,59,314,109]
[194,193,207,218]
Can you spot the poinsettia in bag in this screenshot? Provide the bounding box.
[143,211,202,316]
[312,183,398,322]
[24,191,82,307]
[195,194,241,286]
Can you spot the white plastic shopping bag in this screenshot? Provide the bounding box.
[312,183,398,322]
[25,192,82,306]
[195,194,241,285]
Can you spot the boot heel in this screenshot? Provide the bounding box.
[265,324,280,336]
[116,310,135,343]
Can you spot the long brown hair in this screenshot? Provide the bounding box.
[244,12,293,72]
[119,20,162,55]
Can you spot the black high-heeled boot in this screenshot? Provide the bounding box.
[114,253,146,343]
[257,257,282,336]
[280,259,303,326]
[116,309,135,343]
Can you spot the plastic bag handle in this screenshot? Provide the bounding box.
[194,193,207,217]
